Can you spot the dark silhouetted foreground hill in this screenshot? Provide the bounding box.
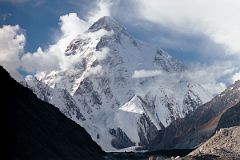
[1,66,105,160]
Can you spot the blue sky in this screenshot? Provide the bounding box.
[0,0,240,93]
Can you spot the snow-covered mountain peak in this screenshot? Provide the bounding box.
[25,16,213,152]
[64,16,184,73]
[88,16,127,35]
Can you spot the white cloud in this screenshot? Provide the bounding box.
[59,13,89,41]
[0,13,91,77]
[21,13,90,73]
[19,0,112,73]
[184,62,237,94]
[136,0,240,54]
[132,70,162,78]
[21,47,60,73]
[132,64,231,95]
[232,72,240,82]
[94,47,110,61]
[87,0,111,23]
[0,25,25,81]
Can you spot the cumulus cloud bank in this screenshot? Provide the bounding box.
[136,0,240,54]
[21,13,90,73]
[0,25,25,80]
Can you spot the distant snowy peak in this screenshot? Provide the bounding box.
[88,16,128,35]
[218,80,240,99]
[153,49,185,72]
[65,16,184,73]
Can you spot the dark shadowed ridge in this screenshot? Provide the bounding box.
[1,66,105,160]
[216,102,240,130]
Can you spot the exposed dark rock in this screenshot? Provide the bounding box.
[92,91,102,105]
[216,102,240,130]
[138,114,159,146]
[109,128,135,149]
[76,78,94,95]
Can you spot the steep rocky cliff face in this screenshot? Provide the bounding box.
[216,102,240,130]
[25,16,212,151]
[1,66,105,160]
[149,80,240,150]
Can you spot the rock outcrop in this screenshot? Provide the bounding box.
[184,126,240,160]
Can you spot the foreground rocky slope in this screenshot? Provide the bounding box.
[184,126,240,160]
[1,66,105,160]
[148,80,240,150]
[25,16,212,151]
[181,102,240,160]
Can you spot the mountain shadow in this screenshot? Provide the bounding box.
[1,66,105,160]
